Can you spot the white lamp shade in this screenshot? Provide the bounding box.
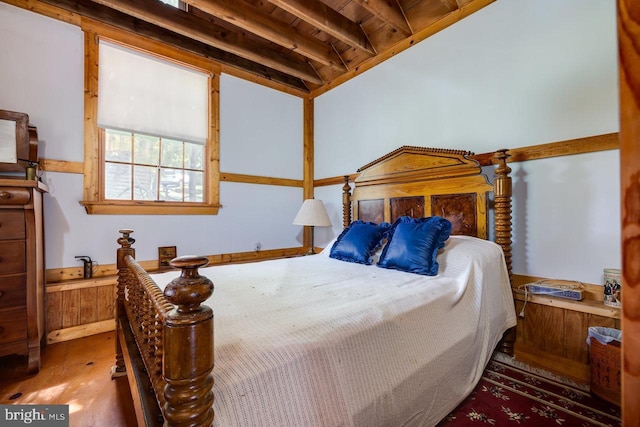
[293,199,332,227]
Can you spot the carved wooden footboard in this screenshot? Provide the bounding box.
[111,230,214,427]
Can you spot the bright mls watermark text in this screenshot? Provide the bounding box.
[1,405,69,426]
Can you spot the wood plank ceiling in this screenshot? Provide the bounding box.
[37,0,495,96]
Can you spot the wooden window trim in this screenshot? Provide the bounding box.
[80,18,221,215]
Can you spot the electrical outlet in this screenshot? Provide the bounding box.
[158,246,177,268]
[254,242,262,252]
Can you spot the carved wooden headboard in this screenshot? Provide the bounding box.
[342,146,513,277]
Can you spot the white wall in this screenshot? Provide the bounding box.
[0,3,304,269]
[221,75,302,179]
[314,0,620,285]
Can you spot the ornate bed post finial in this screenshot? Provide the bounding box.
[342,175,352,228]
[163,256,214,427]
[112,229,136,378]
[117,229,135,253]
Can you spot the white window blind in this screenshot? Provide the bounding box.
[98,40,209,145]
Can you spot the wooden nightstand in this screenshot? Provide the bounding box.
[511,275,620,385]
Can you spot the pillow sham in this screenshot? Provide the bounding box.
[377,216,452,276]
[330,220,390,265]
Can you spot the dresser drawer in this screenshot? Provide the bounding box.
[0,241,26,274]
[0,274,26,309]
[0,187,31,205]
[0,210,25,240]
[0,307,27,344]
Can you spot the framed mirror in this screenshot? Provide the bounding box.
[0,110,31,172]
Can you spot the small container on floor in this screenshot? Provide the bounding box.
[587,326,621,406]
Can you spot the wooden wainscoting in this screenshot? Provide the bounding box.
[45,277,117,344]
[512,275,621,385]
[45,246,307,343]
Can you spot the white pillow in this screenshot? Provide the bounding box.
[318,238,338,257]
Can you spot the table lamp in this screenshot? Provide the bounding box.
[293,199,332,255]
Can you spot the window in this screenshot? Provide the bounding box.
[103,130,205,202]
[80,21,220,214]
[159,0,185,9]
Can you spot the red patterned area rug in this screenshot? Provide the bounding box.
[437,359,621,426]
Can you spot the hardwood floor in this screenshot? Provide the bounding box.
[0,332,137,427]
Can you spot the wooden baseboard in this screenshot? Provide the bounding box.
[515,343,590,385]
[47,319,115,344]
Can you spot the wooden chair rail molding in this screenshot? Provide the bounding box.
[39,159,83,174]
[37,136,617,180]
[315,132,619,187]
[471,132,619,166]
[37,159,304,188]
[220,173,303,187]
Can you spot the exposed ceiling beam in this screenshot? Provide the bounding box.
[37,0,311,92]
[15,0,496,96]
[267,0,376,56]
[356,0,412,36]
[182,0,347,71]
[88,0,323,84]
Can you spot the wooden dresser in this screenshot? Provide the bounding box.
[0,177,48,373]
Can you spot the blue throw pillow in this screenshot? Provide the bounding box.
[330,221,390,265]
[377,216,452,275]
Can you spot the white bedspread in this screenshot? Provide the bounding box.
[152,235,517,427]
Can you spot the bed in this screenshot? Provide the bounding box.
[112,147,517,427]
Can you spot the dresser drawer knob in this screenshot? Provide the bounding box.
[0,191,10,199]
[0,291,3,298]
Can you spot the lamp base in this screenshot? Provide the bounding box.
[305,225,316,255]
